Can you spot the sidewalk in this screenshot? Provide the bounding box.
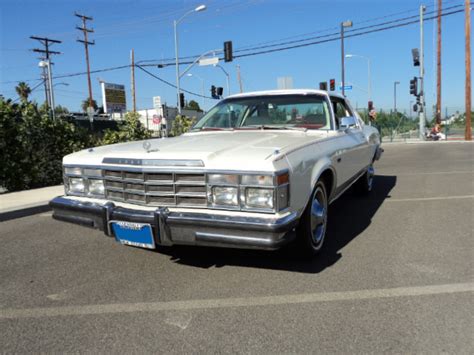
[0,185,64,222]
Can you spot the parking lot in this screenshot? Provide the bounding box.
[0,142,473,353]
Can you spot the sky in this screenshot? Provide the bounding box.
[0,0,471,116]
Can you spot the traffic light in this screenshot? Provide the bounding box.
[329,79,335,91]
[411,48,420,67]
[319,82,328,91]
[216,87,224,98]
[224,41,233,62]
[368,101,374,111]
[410,77,418,96]
[211,85,218,99]
[179,93,185,108]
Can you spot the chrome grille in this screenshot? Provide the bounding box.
[104,170,207,207]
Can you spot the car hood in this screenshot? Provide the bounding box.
[64,130,329,171]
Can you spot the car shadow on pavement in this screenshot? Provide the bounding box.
[158,175,397,274]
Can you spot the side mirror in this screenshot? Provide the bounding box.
[340,116,358,131]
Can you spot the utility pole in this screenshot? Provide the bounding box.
[436,0,442,125]
[465,0,472,140]
[75,13,95,111]
[40,59,50,107]
[236,65,243,93]
[419,5,426,140]
[131,49,136,112]
[30,36,61,118]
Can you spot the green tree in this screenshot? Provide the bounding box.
[101,111,152,145]
[0,97,94,192]
[185,100,202,112]
[81,98,98,112]
[15,82,32,103]
[170,115,196,137]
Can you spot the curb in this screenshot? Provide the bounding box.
[0,185,63,222]
[0,203,52,222]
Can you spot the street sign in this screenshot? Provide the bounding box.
[339,85,353,91]
[86,106,95,122]
[152,115,161,125]
[199,57,219,66]
[101,82,126,113]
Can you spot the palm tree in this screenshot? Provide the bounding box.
[15,82,31,103]
[81,98,98,113]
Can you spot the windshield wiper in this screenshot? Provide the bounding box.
[241,125,307,132]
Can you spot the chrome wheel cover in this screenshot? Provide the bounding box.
[367,165,375,191]
[310,187,327,247]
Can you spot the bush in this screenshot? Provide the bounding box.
[0,98,95,192]
[170,115,196,137]
[101,111,152,145]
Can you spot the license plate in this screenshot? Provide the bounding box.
[110,221,155,249]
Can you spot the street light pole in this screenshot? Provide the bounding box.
[394,81,400,113]
[345,54,371,103]
[186,73,205,108]
[174,4,206,114]
[340,20,353,97]
[215,64,230,97]
[173,19,180,113]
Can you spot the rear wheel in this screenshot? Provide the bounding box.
[295,180,328,257]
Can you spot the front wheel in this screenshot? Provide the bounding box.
[295,180,328,257]
[354,164,374,195]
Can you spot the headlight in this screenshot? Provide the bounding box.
[65,167,82,175]
[88,179,105,196]
[69,177,85,193]
[244,188,274,209]
[211,186,239,206]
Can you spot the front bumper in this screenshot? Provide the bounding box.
[49,196,298,250]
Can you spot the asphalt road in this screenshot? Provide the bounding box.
[1,142,473,353]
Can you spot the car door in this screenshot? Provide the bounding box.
[329,97,369,187]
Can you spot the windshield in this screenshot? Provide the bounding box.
[192,94,333,131]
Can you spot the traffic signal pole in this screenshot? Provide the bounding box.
[419,5,426,140]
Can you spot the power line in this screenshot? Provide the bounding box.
[138,4,463,67]
[233,7,466,59]
[135,64,213,99]
[234,3,465,55]
[4,4,467,85]
[138,1,464,64]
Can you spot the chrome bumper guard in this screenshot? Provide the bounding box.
[49,196,298,250]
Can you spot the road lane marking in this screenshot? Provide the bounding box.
[394,170,474,176]
[385,195,474,202]
[1,282,473,320]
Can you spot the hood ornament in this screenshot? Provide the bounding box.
[142,140,159,153]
